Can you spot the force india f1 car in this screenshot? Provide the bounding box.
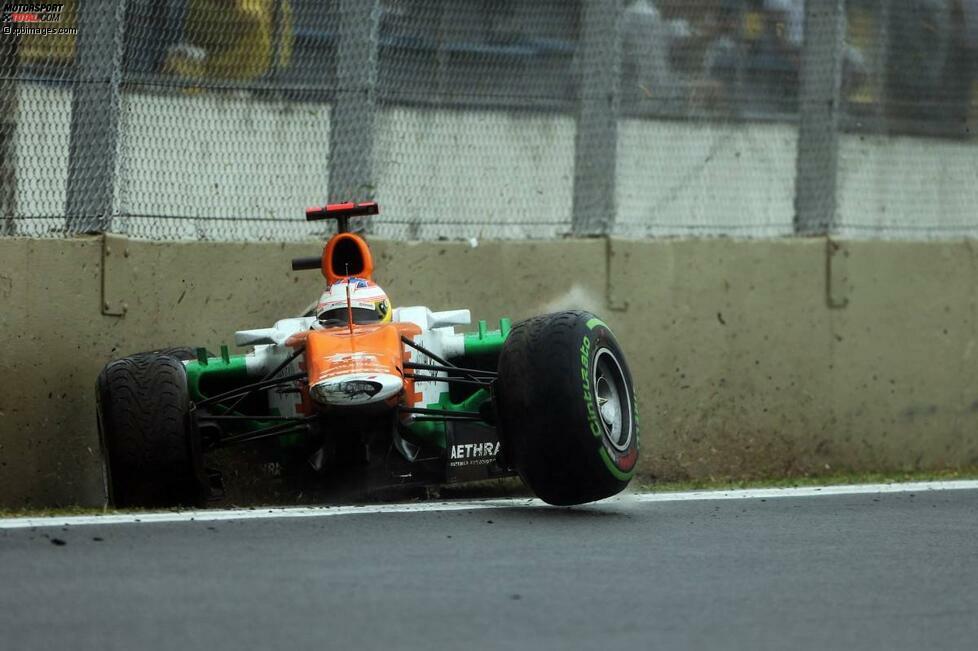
[96,202,639,507]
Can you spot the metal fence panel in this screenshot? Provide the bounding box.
[371,0,578,240]
[3,0,77,236]
[2,0,977,241]
[835,0,978,239]
[614,0,801,238]
[115,0,336,240]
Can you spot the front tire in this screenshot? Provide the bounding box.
[96,351,206,507]
[496,311,639,505]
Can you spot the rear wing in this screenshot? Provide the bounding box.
[305,201,379,233]
[292,201,380,273]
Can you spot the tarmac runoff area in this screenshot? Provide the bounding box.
[1,481,976,650]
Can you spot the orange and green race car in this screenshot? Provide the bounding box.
[96,202,639,508]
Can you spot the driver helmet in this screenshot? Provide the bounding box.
[316,277,391,325]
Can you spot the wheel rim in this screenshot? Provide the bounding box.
[592,348,632,452]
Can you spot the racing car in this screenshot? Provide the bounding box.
[96,202,639,507]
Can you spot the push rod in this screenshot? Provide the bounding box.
[195,372,305,408]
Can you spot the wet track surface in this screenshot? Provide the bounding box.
[1,488,977,650]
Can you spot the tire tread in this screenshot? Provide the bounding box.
[97,350,203,507]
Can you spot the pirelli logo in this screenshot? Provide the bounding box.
[1,3,64,24]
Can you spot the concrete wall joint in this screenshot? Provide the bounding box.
[102,234,130,317]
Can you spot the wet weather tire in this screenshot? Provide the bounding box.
[96,351,206,507]
[146,347,203,362]
[496,311,639,506]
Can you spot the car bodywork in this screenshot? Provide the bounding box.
[98,201,639,506]
[185,202,517,490]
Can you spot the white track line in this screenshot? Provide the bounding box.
[2,480,976,530]
[629,479,978,502]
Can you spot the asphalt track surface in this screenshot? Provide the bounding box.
[1,485,976,651]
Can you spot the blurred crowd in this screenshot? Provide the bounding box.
[16,0,293,81]
[11,0,978,135]
[623,0,978,133]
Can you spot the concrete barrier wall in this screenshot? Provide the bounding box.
[2,236,977,507]
[610,238,978,478]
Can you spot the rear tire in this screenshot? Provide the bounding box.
[496,311,639,505]
[96,351,206,507]
[147,347,203,361]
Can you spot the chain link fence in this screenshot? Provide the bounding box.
[2,0,977,240]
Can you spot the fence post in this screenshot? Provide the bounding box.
[794,0,846,235]
[65,0,126,234]
[329,0,380,230]
[572,0,623,237]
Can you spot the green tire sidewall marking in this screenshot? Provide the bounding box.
[600,447,635,481]
[583,315,637,479]
[586,317,609,332]
[580,334,602,439]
